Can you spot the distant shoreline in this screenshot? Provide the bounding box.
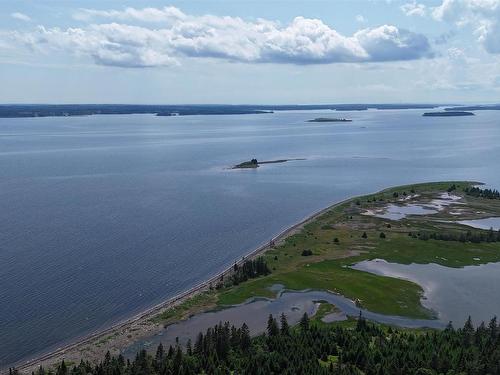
[0,104,446,118]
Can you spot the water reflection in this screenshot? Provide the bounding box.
[353,259,500,325]
[123,287,444,357]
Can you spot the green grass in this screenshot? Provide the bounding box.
[217,181,500,319]
[151,292,217,324]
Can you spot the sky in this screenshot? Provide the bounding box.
[1,0,500,104]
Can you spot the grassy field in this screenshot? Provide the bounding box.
[217,181,500,318]
[158,181,500,323]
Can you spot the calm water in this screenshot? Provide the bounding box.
[2,109,500,366]
[123,287,444,358]
[458,217,500,230]
[353,259,500,326]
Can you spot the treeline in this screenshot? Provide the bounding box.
[228,257,270,287]
[411,229,500,243]
[465,187,500,199]
[19,314,500,375]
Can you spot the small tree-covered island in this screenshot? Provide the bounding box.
[15,181,500,374]
[307,118,352,122]
[233,158,305,169]
[422,111,475,117]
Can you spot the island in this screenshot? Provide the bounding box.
[423,111,475,117]
[233,158,289,169]
[307,117,352,122]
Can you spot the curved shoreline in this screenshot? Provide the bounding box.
[13,193,359,373]
[12,180,475,373]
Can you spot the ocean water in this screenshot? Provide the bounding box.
[1,109,500,366]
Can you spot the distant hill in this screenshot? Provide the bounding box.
[0,103,446,118]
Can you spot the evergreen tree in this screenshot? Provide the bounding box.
[299,312,310,331]
[267,314,279,336]
[280,313,290,336]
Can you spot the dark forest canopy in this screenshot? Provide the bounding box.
[16,314,500,375]
[465,186,500,200]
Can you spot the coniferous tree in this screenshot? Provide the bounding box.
[280,313,290,336]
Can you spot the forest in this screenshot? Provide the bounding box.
[464,187,500,200]
[412,229,500,243]
[16,314,500,375]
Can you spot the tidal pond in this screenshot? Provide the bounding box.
[122,287,444,358]
[457,217,500,231]
[352,259,500,326]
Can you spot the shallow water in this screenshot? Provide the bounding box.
[2,109,500,366]
[363,193,463,220]
[122,288,444,358]
[458,217,500,230]
[364,203,439,220]
[352,259,500,326]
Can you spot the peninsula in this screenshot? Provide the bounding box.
[15,180,500,374]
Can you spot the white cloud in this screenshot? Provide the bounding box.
[73,6,186,23]
[401,2,427,16]
[356,15,366,23]
[4,6,433,68]
[433,0,500,53]
[11,12,31,22]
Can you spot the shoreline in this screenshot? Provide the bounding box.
[12,180,477,373]
[13,194,358,374]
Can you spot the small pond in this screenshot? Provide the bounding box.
[362,193,462,221]
[457,217,500,231]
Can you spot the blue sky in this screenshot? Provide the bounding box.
[0,0,499,104]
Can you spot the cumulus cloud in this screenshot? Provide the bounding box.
[401,2,427,16]
[11,12,31,22]
[4,6,433,68]
[433,0,500,53]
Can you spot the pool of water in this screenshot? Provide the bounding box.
[362,193,464,221]
[352,259,500,326]
[363,203,439,220]
[457,217,500,230]
[122,287,444,357]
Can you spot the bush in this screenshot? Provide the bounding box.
[301,249,313,256]
[379,232,386,239]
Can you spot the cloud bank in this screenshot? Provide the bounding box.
[433,0,500,54]
[4,6,433,68]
